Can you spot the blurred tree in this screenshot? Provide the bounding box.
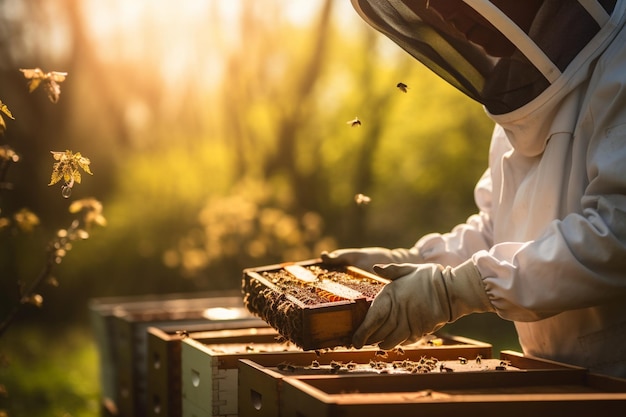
[0,0,494,319]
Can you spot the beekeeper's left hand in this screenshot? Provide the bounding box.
[352,260,495,350]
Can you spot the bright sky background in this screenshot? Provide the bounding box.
[80,0,360,92]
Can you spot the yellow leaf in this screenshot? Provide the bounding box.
[20,69,68,101]
[19,68,45,79]
[14,208,40,232]
[45,80,61,103]
[94,214,108,227]
[0,217,10,229]
[48,71,68,82]
[49,170,63,186]
[27,78,42,93]
[68,200,83,213]
[50,150,65,161]
[0,101,14,119]
[78,160,93,175]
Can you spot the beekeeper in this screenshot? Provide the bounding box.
[323,0,626,378]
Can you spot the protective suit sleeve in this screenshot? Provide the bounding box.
[414,167,495,267]
[475,49,626,321]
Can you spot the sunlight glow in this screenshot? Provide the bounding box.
[79,0,353,96]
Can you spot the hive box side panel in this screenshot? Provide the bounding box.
[181,397,212,417]
[238,360,284,417]
[299,300,370,350]
[280,381,626,417]
[90,291,252,417]
[237,337,492,417]
[88,300,119,413]
[181,339,217,414]
[146,327,182,417]
[276,354,626,417]
[146,320,268,417]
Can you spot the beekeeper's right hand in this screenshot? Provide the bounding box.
[321,247,423,274]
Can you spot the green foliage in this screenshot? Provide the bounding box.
[0,326,100,417]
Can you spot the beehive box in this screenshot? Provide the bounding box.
[182,330,491,417]
[89,291,260,417]
[237,338,495,417]
[250,350,626,417]
[242,259,390,350]
[146,320,268,417]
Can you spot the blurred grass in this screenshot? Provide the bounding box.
[0,324,100,417]
[444,313,522,356]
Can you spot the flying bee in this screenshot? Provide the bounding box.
[396,82,409,93]
[19,68,68,103]
[354,193,371,206]
[347,116,361,127]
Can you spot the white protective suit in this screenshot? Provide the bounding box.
[350,0,626,377]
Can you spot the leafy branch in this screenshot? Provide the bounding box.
[49,150,93,198]
[0,68,106,338]
[0,198,106,338]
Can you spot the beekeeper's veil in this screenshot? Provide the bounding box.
[350,0,618,115]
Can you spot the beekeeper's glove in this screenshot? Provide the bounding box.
[352,260,494,350]
[321,247,423,274]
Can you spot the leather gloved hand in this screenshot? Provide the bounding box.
[352,260,495,350]
[320,247,422,274]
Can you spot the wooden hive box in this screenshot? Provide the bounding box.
[182,329,491,417]
[249,350,626,417]
[242,259,390,350]
[146,319,268,417]
[89,291,259,417]
[237,335,494,417]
